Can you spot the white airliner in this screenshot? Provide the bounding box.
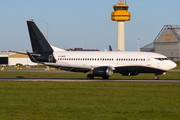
[21,20,177,80]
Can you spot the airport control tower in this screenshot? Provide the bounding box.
[111,0,131,51]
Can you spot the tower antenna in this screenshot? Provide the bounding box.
[118,0,124,5]
[138,38,140,51]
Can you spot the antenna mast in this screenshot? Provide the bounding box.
[138,38,140,51]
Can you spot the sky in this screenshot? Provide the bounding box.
[1,0,180,52]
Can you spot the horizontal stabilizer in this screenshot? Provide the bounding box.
[8,50,27,55]
[9,50,41,56]
[26,50,41,63]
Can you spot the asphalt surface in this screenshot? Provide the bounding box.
[0,78,180,83]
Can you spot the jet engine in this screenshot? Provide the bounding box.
[92,67,113,79]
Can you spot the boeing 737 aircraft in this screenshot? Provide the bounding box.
[17,20,177,80]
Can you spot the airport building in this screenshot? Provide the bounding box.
[141,25,180,61]
[0,51,37,66]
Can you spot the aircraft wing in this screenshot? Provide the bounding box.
[43,62,92,72]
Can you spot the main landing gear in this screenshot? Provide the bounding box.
[87,74,94,79]
[155,73,159,80]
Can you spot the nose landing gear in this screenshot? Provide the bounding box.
[155,73,159,80]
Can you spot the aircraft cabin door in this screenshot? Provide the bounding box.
[147,56,152,66]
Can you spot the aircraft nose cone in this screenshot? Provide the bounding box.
[171,61,177,70]
[173,62,177,69]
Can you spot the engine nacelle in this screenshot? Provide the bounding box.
[93,67,113,77]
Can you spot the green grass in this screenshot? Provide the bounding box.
[0,82,180,120]
[0,71,179,79]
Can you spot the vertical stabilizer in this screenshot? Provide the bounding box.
[27,20,53,53]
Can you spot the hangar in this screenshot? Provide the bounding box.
[0,51,37,66]
[141,25,180,61]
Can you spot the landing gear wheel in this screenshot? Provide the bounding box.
[87,74,94,79]
[102,75,109,79]
[155,75,159,80]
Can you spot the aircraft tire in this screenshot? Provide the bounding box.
[102,75,109,79]
[87,74,94,79]
[155,75,159,80]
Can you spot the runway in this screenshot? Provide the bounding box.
[0,78,180,83]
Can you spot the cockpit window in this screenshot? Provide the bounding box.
[154,58,168,61]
